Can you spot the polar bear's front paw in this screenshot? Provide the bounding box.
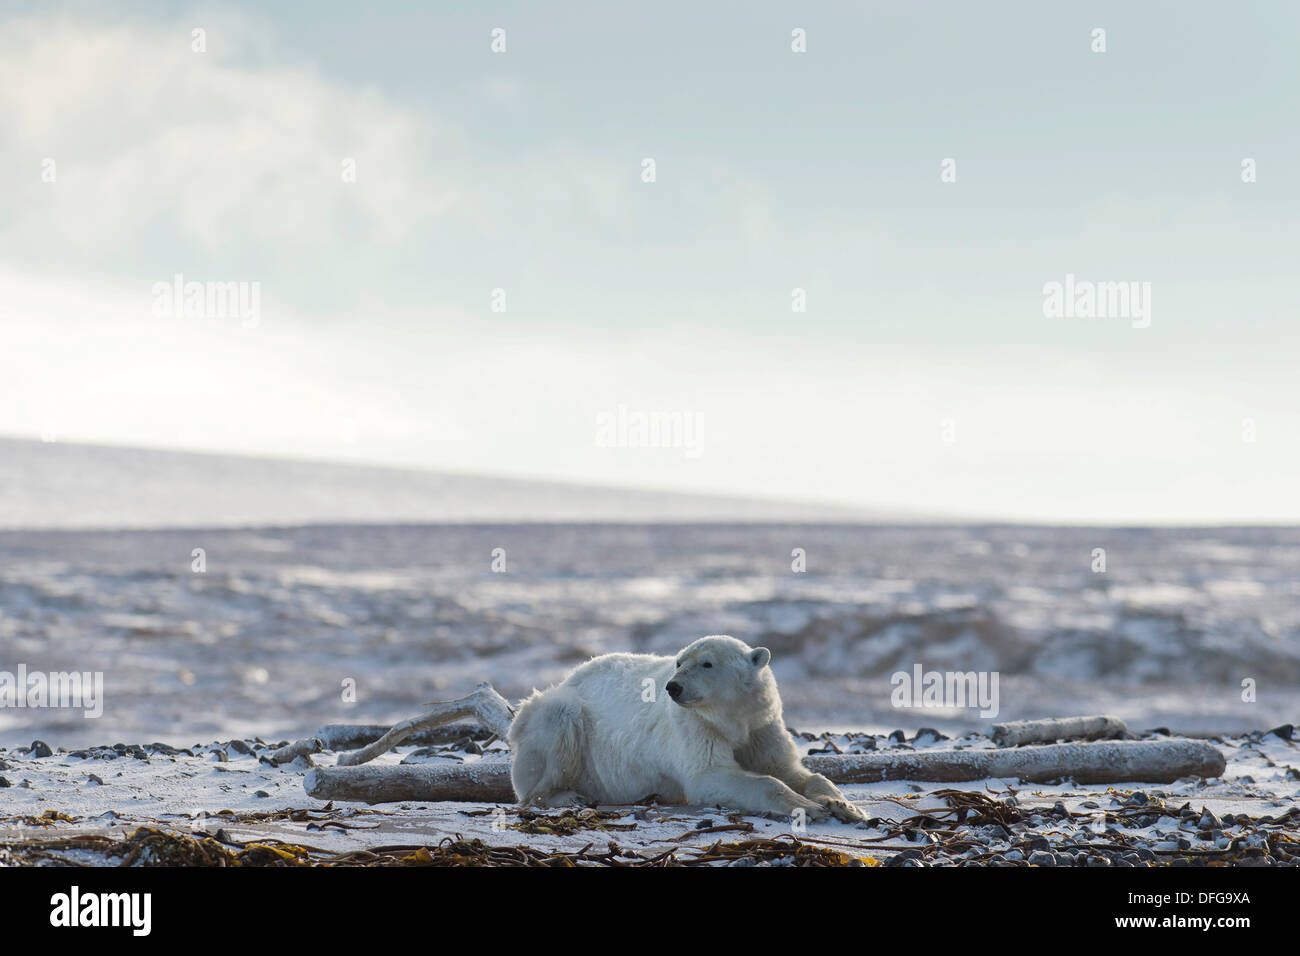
[820,797,866,824]
[792,802,832,824]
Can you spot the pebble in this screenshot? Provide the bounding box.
[913,728,949,746]
[28,740,53,758]
[885,849,923,866]
[1028,851,1055,867]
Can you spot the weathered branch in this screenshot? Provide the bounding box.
[314,722,491,752]
[992,715,1129,747]
[334,682,514,767]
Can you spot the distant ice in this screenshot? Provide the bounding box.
[0,438,891,529]
[1,523,1296,748]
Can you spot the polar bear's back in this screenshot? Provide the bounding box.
[562,651,673,718]
[565,650,669,683]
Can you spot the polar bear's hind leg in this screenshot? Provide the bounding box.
[506,687,588,806]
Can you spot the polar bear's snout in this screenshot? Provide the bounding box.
[665,660,709,706]
[666,674,700,706]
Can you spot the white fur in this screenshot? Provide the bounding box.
[507,635,864,822]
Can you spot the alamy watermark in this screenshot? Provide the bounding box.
[1042,273,1151,329]
[0,665,103,718]
[595,405,704,459]
[151,273,261,328]
[890,664,999,719]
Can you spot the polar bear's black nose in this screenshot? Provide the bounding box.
[666,681,682,700]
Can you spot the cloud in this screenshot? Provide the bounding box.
[0,15,460,263]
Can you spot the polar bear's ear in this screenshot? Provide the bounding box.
[750,647,771,668]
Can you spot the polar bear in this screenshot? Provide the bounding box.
[507,635,865,822]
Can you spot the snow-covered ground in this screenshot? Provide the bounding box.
[1,728,1295,866]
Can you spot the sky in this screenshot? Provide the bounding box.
[1,0,1298,524]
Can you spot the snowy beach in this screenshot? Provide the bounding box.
[1,726,1295,866]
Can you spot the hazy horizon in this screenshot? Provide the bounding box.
[3,435,1295,529]
[0,435,912,529]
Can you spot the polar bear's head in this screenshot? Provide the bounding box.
[665,635,773,711]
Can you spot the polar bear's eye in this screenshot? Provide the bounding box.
[702,661,712,668]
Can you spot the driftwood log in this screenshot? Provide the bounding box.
[304,739,1227,804]
[992,715,1129,747]
[801,739,1223,785]
[306,760,514,803]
